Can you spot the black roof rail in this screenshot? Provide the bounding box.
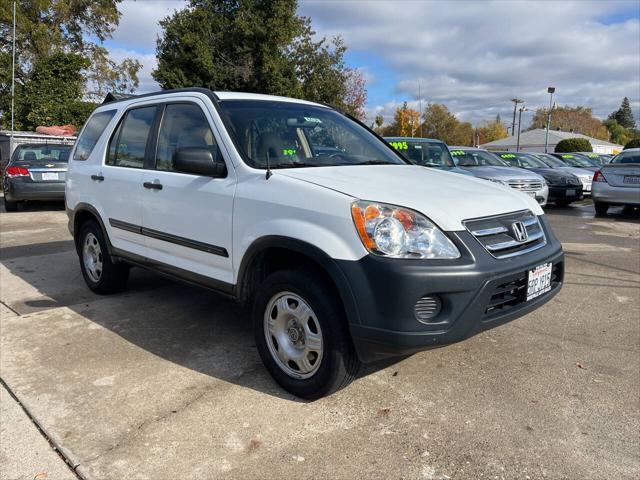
[101,87,220,105]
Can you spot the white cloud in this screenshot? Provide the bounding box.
[300,0,640,126]
[108,48,158,93]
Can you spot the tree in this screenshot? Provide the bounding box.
[420,103,473,145]
[609,97,636,130]
[528,106,609,140]
[0,0,140,129]
[477,119,508,145]
[555,138,592,153]
[153,0,363,111]
[624,138,640,149]
[603,118,633,146]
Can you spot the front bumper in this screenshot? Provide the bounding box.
[338,215,564,363]
[4,179,65,201]
[548,184,583,203]
[592,182,640,206]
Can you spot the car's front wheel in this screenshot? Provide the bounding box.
[78,221,130,294]
[594,202,609,216]
[253,269,360,399]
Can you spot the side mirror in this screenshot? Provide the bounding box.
[173,147,227,177]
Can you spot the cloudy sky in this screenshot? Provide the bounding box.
[105,0,640,128]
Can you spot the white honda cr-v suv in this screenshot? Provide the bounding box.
[66,88,564,398]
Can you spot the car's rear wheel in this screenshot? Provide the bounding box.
[253,269,360,399]
[594,202,609,216]
[4,199,18,212]
[78,221,129,294]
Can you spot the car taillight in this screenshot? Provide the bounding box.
[5,166,30,177]
[593,170,607,183]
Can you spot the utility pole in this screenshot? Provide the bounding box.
[544,87,555,153]
[10,0,16,156]
[516,105,527,152]
[510,98,524,136]
[418,81,423,138]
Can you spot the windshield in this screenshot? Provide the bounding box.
[532,153,566,168]
[496,152,547,168]
[450,149,508,167]
[611,150,640,164]
[218,100,407,169]
[12,145,71,163]
[557,153,596,168]
[385,139,455,167]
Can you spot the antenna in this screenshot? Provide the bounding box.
[265,150,272,180]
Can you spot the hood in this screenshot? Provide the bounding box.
[552,166,594,180]
[436,166,475,176]
[278,165,542,231]
[528,168,581,186]
[459,165,544,181]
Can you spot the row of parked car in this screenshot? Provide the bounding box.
[1,132,638,217]
[384,136,639,214]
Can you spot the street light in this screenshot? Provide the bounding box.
[510,98,524,136]
[544,87,555,153]
[516,105,527,152]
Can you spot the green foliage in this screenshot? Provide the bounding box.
[554,138,592,153]
[624,138,640,149]
[0,0,139,130]
[153,0,364,113]
[19,53,96,130]
[419,103,473,146]
[603,118,633,146]
[609,97,636,130]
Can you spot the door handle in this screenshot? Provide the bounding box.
[143,181,163,190]
[91,175,104,181]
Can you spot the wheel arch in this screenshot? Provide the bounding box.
[70,203,114,255]
[236,236,362,326]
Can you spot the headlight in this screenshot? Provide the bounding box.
[350,201,460,259]
[486,178,507,185]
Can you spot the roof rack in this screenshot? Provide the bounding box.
[101,88,220,105]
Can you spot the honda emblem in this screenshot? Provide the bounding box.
[512,221,528,242]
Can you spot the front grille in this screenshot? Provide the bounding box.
[464,210,547,259]
[507,179,543,191]
[484,262,562,316]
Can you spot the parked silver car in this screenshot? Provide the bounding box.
[450,147,549,206]
[592,148,640,215]
[530,152,595,195]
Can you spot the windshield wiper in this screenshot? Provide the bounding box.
[271,162,317,169]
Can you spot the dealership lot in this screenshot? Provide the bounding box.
[1,201,638,480]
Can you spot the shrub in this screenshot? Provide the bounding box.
[555,138,593,153]
[624,138,640,149]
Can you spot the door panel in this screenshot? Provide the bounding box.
[141,101,235,284]
[100,105,158,257]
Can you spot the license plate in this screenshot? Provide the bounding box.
[41,172,58,181]
[527,263,552,301]
[623,176,640,184]
[566,189,576,196]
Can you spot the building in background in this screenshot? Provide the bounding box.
[481,128,622,154]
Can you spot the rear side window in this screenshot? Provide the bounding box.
[612,151,640,164]
[156,103,218,172]
[107,106,157,168]
[73,110,116,161]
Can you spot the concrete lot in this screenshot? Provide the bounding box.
[1,200,639,480]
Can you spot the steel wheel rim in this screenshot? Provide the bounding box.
[83,232,103,283]
[264,291,324,379]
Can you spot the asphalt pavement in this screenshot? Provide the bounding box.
[1,200,638,480]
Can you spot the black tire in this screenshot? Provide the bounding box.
[4,199,18,212]
[253,269,361,399]
[594,202,609,216]
[77,221,129,294]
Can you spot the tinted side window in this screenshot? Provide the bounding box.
[156,103,217,171]
[73,110,116,161]
[107,106,157,168]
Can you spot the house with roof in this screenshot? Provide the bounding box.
[481,128,622,154]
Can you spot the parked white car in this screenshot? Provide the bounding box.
[592,148,640,215]
[66,89,564,398]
